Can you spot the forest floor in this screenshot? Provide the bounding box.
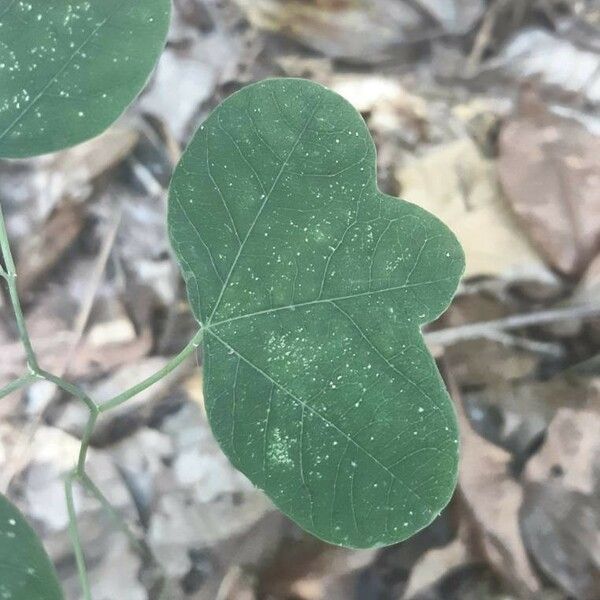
[1,1,599,599]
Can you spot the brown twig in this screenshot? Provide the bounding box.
[425,302,600,347]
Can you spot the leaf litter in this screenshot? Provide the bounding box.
[0,0,599,598]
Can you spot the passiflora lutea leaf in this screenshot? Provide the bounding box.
[0,0,171,158]
[168,78,465,548]
[0,492,64,599]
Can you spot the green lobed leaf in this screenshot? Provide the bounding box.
[0,0,171,158]
[169,78,465,548]
[0,492,63,599]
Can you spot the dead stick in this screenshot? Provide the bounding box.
[425,303,600,347]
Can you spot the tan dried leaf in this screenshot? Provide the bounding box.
[397,137,555,284]
[498,97,600,275]
[522,406,600,599]
[457,395,540,595]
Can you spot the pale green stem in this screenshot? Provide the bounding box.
[99,328,203,413]
[38,368,98,413]
[1,200,205,600]
[78,473,144,553]
[0,372,38,400]
[0,205,39,372]
[76,410,99,474]
[65,471,92,600]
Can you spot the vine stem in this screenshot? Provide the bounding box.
[99,328,203,413]
[0,200,202,598]
[0,206,39,372]
[0,372,38,400]
[65,471,92,600]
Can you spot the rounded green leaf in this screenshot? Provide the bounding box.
[169,78,465,548]
[0,493,63,599]
[0,0,171,158]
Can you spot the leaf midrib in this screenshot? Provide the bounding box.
[208,328,429,510]
[206,95,324,325]
[206,274,457,329]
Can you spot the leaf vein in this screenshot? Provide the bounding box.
[208,329,426,508]
[210,275,458,328]
[207,96,324,324]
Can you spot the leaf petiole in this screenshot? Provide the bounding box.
[98,327,203,413]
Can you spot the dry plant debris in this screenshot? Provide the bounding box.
[1,0,599,598]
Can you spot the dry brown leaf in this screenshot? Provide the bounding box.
[68,327,154,379]
[12,128,138,293]
[258,533,375,600]
[522,406,600,600]
[15,201,85,294]
[330,74,428,140]
[454,381,541,595]
[498,29,600,106]
[403,527,471,598]
[397,137,556,284]
[445,339,538,388]
[498,94,600,276]
[234,0,483,62]
[38,127,139,203]
[137,3,242,144]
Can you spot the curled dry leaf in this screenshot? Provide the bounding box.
[37,127,140,203]
[330,74,429,141]
[234,0,484,62]
[498,29,600,106]
[522,406,600,600]
[403,527,471,598]
[464,376,589,460]
[260,535,376,600]
[454,388,540,595]
[15,201,85,295]
[498,94,600,276]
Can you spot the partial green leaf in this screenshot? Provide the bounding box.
[0,0,171,158]
[169,78,465,548]
[0,492,63,599]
